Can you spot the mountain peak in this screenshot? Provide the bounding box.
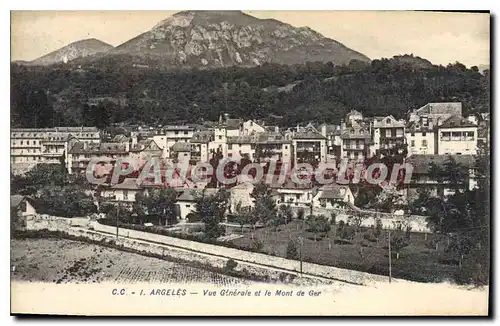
[111,10,369,68]
[29,38,113,66]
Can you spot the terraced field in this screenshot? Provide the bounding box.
[10,238,250,285]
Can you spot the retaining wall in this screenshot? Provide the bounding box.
[23,215,397,285]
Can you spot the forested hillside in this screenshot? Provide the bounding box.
[11,55,490,128]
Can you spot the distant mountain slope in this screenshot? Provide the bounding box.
[28,38,113,66]
[89,10,369,68]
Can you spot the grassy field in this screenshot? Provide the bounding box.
[230,220,459,283]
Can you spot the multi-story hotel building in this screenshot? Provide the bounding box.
[11,127,101,174]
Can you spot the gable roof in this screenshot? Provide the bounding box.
[112,134,129,142]
[439,115,477,128]
[293,131,326,140]
[111,178,142,190]
[177,188,218,202]
[417,102,463,116]
[317,184,350,200]
[69,142,128,155]
[11,195,28,208]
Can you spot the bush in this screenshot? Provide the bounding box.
[340,225,355,241]
[225,259,238,271]
[363,231,377,243]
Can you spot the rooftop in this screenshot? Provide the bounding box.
[405,154,476,174]
[439,115,477,128]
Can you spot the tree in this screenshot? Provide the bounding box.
[234,205,251,234]
[145,188,179,226]
[297,208,305,220]
[35,185,97,218]
[390,235,409,260]
[132,192,148,224]
[279,204,293,225]
[286,240,299,260]
[251,183,277,238]
[348,213,365,236]
[194,189,229,240]
[373,218,383,243]
[18,164,69,195]
[306,215,330,241]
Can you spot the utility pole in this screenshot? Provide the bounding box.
[388,229,392,283]
[299,236,303,276]
[116,204,119,240]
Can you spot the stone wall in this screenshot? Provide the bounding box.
[91,221,391,284]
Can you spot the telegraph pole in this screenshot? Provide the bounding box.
[388,229,392,283]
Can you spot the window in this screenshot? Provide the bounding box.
[218,135,222,140]
[123,190,129,200]
[184,131,189,135]
[228,144,233,150]
[385,129,391,137]
[27,140,30,145]
[386,118,391,124]
[422,140,427,147]
[295,194,301,200]
[422,117,429,126]
[20,201,27,212]
[441,132,451,141]
[175,131,179,135]
[284,145,288,150]
[228,153,233,157]
[410,131,415,137]
[451,132,461,141]
[463,131,475,141]
[183,153,188,156]
[411,140,415,147]
[186,205,191,208]
[250,144,255,150]
[422,131,426,137]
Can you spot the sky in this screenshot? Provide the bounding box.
[11,10,490,67]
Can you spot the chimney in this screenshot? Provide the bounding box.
[83,141,88,150]
[224,113,229,123]
[125,141,130,152]
[321,125,327,137]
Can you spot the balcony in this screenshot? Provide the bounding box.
[343,145,365,150]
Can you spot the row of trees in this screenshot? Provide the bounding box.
[11,57,490,128]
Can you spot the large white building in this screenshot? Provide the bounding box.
[10,127,101,174]
[437,115,478,155]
